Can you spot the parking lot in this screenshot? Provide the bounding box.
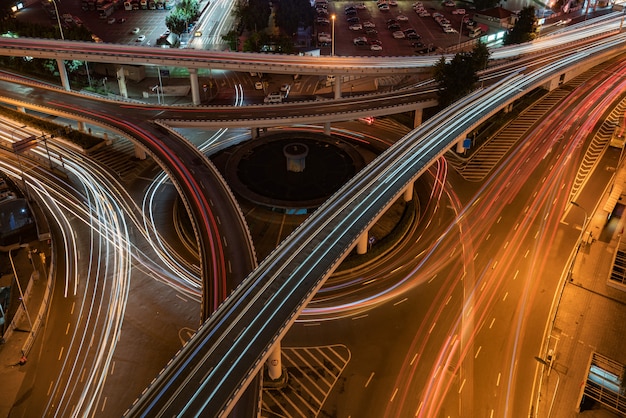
[317,0,475,56]
[22,1,175,46]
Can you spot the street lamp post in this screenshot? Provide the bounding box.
[48,0,65,40]
[534,356,561,418]
[11,125,29,198]
[9,246,33,333]
[331,14,336,56]
[569,201,589,281]
[458,14,467,47]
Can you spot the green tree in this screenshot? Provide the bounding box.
[234,0,271,32]
[433,43,490,107]
[274,0,315,35]
[165,9,190,35]
[471,41,490,72]
[221,30,239,51]
[165,0,199,34]
[503,6,537,45]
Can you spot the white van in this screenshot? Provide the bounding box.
[264,92,283,104]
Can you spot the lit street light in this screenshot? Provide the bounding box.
[48,0,65,41]
[330,14,336,56]
[534,356,561,418]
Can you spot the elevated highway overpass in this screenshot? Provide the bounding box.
[122,30,626,418]
[0,13,622,104]
[1,22,625,417]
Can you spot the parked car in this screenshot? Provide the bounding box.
[370,44,383,51]
[131,27,141,34]
[396,14,409,21]
[452,8,466,14]
[136,35,146,42]
[378,3,390,10]
[363,21,376,28]
[255,81,263,90]
[392,31,405,38]
[443,0,455,6]
[107,17,116,24]
[349,23,363,30]
[442,26,457,33]
[355,2,367,9]
[353,37,368,46]
[347,16,360,24]
[369,39,382,46]
[264,92,283,104]
[387,23,401,30]
[406,32,421,39]
[365,28,378,35]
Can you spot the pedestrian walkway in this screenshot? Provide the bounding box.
[536,154,626,417]
[0,208,52,418]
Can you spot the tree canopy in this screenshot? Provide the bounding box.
[503,6,537,45]
[274,0,315,35]
[433,42,491,107]
[234,0,271,33]
[165,0,199,35]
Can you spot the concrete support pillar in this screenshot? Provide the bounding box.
[324,121,331,136]
[267,342,282,380]
[251,128,259,139]
[356,230,368,255]
[117,67,128,98]
[189,68,201,106]
[403,182,414,202]
[16,107,26,113]
[456,138,465,153]
[56,58,70,91]
[134,144,147,160]
[77,121,86,132]
[334,76,342,99]
[413,108,423,128]
[503,103,513,113]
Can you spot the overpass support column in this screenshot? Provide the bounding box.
[357,230,368,254]
[134,144,147,160]
[77,121,86,132]
[334,76,342,99]
[16,107,26,113]
[251,128,259,139]
[456,138,465,153]
[403,182,414,202]
[324,122,331,135]
[117,67,128,98]
[267,342,282,380]
[56,59,70,91]
[189,68,201,106]
[413,109,423,128]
